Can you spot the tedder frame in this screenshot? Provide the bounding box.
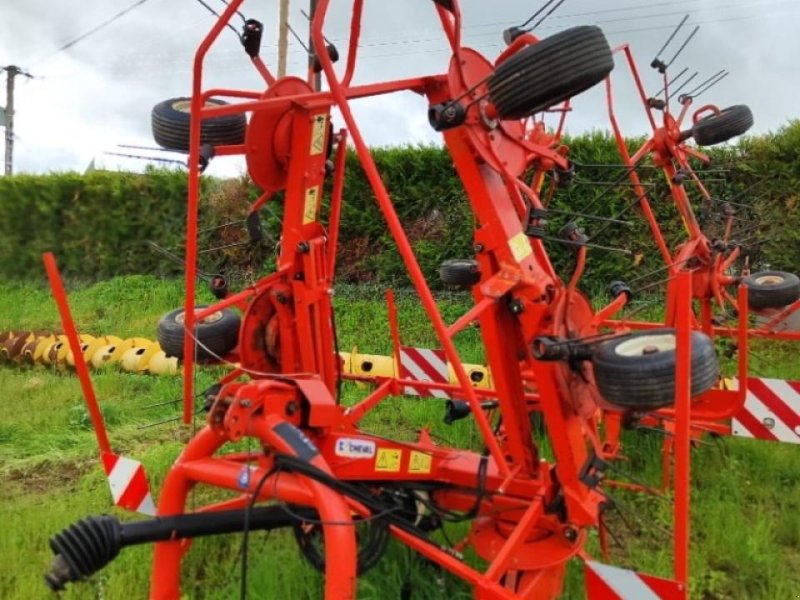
[43,2,725,599]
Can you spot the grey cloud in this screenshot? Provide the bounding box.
[1,0,797,174]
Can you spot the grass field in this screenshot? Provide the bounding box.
[1,275,799,599]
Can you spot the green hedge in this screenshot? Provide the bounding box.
[1,122,798,292]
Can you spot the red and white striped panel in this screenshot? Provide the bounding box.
[399,346,450,399]
[585,561,685,599]
[101,452,156,516]
[731,377,800,444]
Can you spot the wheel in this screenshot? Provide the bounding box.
[151,97,247,152]
[157,306,240,360]
[743,270,800,309]
[591,328,719,410]
[487,25,614,120]
[691,105,753,146]
[440,258,480,287]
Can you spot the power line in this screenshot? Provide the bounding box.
[74,5,799,76]
[95,0,794,68]
[32,0,153,66]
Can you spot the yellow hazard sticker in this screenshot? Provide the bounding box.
[310,114,328,156]
[303,186,320,224]
[508,232,532,262]
[375,448,402,472]
[408,451,432,475]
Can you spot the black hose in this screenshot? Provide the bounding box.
[44,506,306,592]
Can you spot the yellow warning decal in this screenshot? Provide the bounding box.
[508,231,532,262]
[310,114,328,156]
[375,448,402,473]
[408,451,432,475]
[303,186,320,224]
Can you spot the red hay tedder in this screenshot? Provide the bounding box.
[40,1,798,599]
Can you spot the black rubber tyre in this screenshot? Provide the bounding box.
[743,270,800,309]
[151,97,247,152]
[157,306,241,360]
[592,328,719,410]
[487,25,614,120]
[440,258,480,287]
[691,105,753,146]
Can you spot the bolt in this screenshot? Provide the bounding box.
[509,300,524,314]
[642,345,659,355]
[286,401,299,416]
[240,400,251,408]
[297,241,310,253]
[763,417,776,430]
[474,243,484,253]
[563,526,578,542]
[276,293,288,304]
[294,273,305,281]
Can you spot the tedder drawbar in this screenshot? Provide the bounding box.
[44,1,737,598]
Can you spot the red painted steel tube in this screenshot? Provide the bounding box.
[590,293,627,327]
[195,267,289,323]
[662,161,702,239]
[737,284,749,405]
[388,526,517,600]
[555,99,571,139]
[250,55,276,86]
[761,297,800,330]
[607,317,800,342]
[191,76,434,121]
[178,459,314,502]
[182,0,249,424]
[341,375,540,404]
[344,379,393,425]
[613,44,657,131]
[311,0,508,476]
[43,253,112,455]
[251,415,356,598]
[446,296,495,338]
[341,0,364,87]
[201,88,262,99]
[604,76,673,265]
[326,130,348,279]
[151,427,226,597]
[195,287,256,321]
[386,290,402,377]
[484,500,544,580]
[673,270,692,587]
[675,97,692,128]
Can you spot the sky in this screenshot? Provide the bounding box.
[0,0,798,177]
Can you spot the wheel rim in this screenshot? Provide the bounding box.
[614,334,676,357]
[754,275,785,286]
[175,310,224,326]
[170,99,220,114]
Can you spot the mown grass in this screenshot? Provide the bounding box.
[1,276,799,599]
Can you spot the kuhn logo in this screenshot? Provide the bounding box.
[335,438,376,458]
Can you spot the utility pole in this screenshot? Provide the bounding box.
[277,0,289,77]
[308,0,321,91]
[2,65,32,176]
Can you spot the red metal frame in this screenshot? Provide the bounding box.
[135,4,698,599]
[602,43,800,343]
